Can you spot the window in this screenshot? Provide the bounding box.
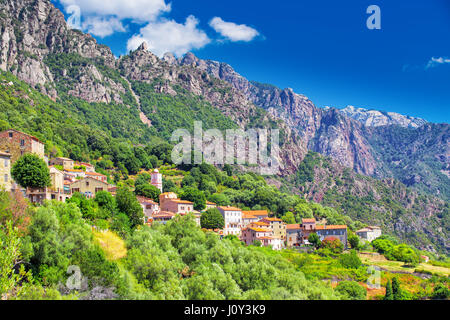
[20,139,25,146]
[86,181,89,186]
[4,174,8,182]
[8,132,12,138]
[4,159,8,167]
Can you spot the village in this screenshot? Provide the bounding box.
[0,129,382,250]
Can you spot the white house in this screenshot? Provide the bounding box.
[218,206,243,236]
[356,226,382,242]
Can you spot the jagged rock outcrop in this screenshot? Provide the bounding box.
[0,0,117,100]
[338,105,428,128]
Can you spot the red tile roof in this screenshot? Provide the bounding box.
[286,224,301,230]
[302,218,316,223]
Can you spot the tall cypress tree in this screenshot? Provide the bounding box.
[384,280,393,300]
[392,277,402,300]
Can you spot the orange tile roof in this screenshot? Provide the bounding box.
[206,201,216,205]
[315,225,347,230]
[242,210,268,216]
[250,221,270,227]
[286,224,301,230]
[136,196,158,205]
[302,218,316,223]
[86,172,106,177]
[153,211,175,218]
[65,169,84,173]
[257,236,275,240]
[242,212,257,219]
[262,217,283,222]
[218,206,242,211]
[248,227,271,232]
[173,199,194,204]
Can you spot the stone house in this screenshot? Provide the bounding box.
[49,157,74,170]
[260,217,286,242]
[64,169,86,181]
[0,151,12,192]
[85,171,107,183]
[241,211,259,228]
[137,196,160,223]
[159,192,194,214]
[286,224,302,247]
[69,176,110,198]
[356,226,382,242]
[0,129,45,164]
[152,211,175,224]
[315,225,348,249]
[241,226,283,250]
[76,162,95,173]
[300,218,317,242]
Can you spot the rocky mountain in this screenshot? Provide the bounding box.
[172,54,449,201]
[338,105,428,128]
[0,0,448,253]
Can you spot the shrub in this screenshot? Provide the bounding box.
[335,281,366,300]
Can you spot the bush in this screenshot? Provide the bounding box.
[335,281,367,300]
[339,250,362,269]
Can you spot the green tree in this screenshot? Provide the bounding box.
[0,221,32,299]
[338,250,362,269]
[308,233,321,248]
[134,183,161,202]
[335,281,366,300]
[384,280,393,300]
[11,154,50,189]
[392,277,402,300]
[281,212,296,224]
[200,208,224,230]
[162,178,177,193]
[181,187,206,211]
[348,234,360,250]
[94,191,117,217]
[116,187,144,228]
[432,283,450,300]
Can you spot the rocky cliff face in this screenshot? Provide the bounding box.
[338,105,428,128]
[0,0,120,101]
[175,54,379,176]
[173,53,449,199]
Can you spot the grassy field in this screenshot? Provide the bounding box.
[358,252,450,277]
[93,230,127,261]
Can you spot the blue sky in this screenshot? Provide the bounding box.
[52,0,450,123]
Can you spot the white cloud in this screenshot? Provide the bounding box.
[59,0,171,23]
[209,17,259,42]
[127,15,210,57]
[426,56,450,69]
[82,16,126,38]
